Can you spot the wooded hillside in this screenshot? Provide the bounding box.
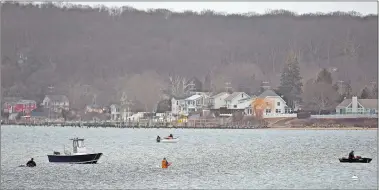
[1,2,377,110]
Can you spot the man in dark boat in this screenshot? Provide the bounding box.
[26,158,36,167]
[348,151,355,160]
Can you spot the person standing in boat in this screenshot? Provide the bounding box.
[168,134,173,139]
[26,158,36,167]
[162,158,169,168]
[348,151,355,159]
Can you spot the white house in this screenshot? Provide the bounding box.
[42,95,69,112]
[336,96,378,115]
[209,92,230,109]
[224,92,251,109]
[110,104,121,121]
[171,97,187,116]
[185,94,205,113]
[238,98,255,115]
[256,89,292,117]
[127,112,146,122]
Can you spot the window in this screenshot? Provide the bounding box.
[276,109,281,113]
[277,102,280,106]
[234,105,237,108]
[176,101,178,105]
[266,109,271,113]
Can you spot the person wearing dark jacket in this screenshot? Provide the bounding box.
[26,158,36,167]
[348,151,355,159]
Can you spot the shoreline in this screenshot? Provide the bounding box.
[267,127,377,130]
[1,124,377,130]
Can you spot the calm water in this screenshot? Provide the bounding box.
[1,125,377,189]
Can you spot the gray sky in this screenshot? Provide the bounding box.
[73,2,377,15]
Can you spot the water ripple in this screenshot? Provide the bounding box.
[1,126,377,189]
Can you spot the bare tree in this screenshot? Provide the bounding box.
[303,81,339,113]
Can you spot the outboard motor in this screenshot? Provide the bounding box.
[156,136,161,143]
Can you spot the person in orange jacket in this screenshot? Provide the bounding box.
[162,158,169,168]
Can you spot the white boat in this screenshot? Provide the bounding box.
[157,137,179,143]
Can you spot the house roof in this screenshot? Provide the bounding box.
[237,99,252,109]
[211,92,230,99]
[258,89,279,98]
[225,92,248,101]
[171,95,191,100]
[110,104,120,108]
[359,99,378,109]
[337,98,378,109]
[46,95,69,102]
[185,94,202,101]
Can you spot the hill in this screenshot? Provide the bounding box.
[1,2,377,109]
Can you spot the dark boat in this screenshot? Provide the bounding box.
[339,157,372,163]
[47,138,103,164]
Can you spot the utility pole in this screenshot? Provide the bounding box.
[47,85,54,120]
[92,94,97,105]
[225,82,232,93]
[188,80,195,94]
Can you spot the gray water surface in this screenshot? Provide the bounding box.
[1,125,377,189]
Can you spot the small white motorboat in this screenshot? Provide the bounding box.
[157,137,179,143]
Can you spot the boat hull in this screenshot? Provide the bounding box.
[339,158,372,163]
[47,153,103,164]
[157,138,179,143]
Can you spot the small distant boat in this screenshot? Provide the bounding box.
[47,138,103,164]
[157,137,179,143]
[339,156,372,163]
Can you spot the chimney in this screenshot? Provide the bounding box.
[352,96,358,113]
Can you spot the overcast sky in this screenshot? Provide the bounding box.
[73,2,377,15]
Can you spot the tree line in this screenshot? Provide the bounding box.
[1,2,377,111]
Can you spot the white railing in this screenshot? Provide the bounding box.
[263,113,297,118]
[310,114,378,119]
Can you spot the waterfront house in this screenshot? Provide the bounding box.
[225,92,251,109]
[335,96,378,115]
[85,104,104,114]
[171,96,188,116]
[209,92,230,109]
[256,89,293,118]
[42,95,69,112]
[2,97,37,114]
[110,104,121,121]
[185,94,207,114]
